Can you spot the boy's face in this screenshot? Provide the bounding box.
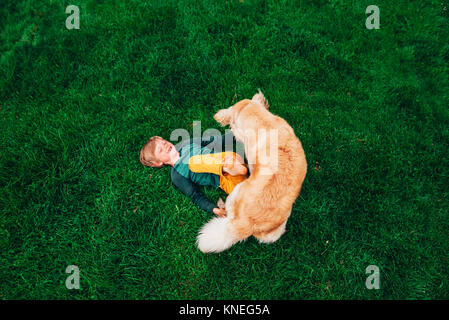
[152,139,178,166]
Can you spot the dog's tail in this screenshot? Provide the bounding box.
[196,217,243,253]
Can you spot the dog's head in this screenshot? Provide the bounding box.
[214,90,269,127]
[215,91,281,175]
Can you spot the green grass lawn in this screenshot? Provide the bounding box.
[1,0,448,299]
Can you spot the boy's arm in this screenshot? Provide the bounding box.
[170,168,216,214]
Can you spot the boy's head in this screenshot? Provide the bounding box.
[140,136,177,167]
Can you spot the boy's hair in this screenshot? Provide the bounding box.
[140,136,165,168]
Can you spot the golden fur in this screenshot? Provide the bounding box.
[196,91,307,252]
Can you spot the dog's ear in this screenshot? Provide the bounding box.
[214,108,232,126]
[251,90,269,109]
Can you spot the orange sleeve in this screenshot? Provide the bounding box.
[188,153,224,175]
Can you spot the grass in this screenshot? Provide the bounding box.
[0,0,448,299]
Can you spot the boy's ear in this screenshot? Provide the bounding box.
[151,161,164,167]
[214,108,232,126]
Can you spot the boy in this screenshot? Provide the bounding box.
[139,133,248,217]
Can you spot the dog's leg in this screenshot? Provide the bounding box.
[254,220,287,244]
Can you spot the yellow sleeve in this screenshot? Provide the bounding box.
[188,153,224,175]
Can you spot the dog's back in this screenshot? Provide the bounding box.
[197,92,307,253]
[232,104,307,238]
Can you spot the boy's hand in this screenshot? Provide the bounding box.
[213,207,227,218]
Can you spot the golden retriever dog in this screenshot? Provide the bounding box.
[196,91,307,253]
